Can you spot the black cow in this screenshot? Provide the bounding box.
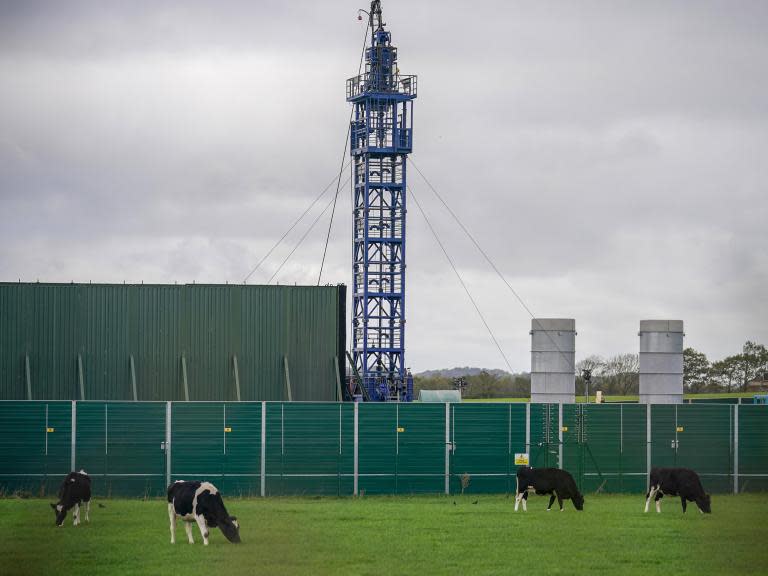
[645,467,711,514]
[50,470,92,527]
[167,481,241,545]
[515,466,584,512]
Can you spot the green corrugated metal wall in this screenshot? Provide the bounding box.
[0,401,766,498]
[0,283,345,401]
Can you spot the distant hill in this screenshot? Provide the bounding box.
[415,367,527,379]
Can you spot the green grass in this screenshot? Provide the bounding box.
[1,494,766,575]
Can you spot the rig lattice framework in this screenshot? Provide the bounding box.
[347,1,416,401]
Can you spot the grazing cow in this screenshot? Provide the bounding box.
[514,466,584,512]
[50,470,91,527]
[167,481,241,545]
[645,467,711,514]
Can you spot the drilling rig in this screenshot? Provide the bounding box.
[347,1,416,401]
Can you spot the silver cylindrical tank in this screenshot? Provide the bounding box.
[639,319,684,404]
[530,318,576,403]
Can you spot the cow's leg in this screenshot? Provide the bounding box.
[184,521,195,544]
[644,486,658,513]
[547,494,556,511]
[557,494,564,512]
[681,496,687,513]
[522,491,528,512]
[168,504,176,544]
[655,492,664,513]
[85,500,91,523]
[195,515,210,546]
[514,492,522,512]
[73,503,80,526]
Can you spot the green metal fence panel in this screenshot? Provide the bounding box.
[561,404,579,481]
[357,404,398,494]
[450,403,515,494]
[650,404,677,470]
[339,403,356,495]
[221,402,262,497]
[75,402,108,494]
[0,401,765,498]
[0,401,72,495]
[529,404,559,468]
[281,403,346,495]
[577,405,621,493]
[738,405,768,492]
[675,404,732,493]
[395,403,445,494]
[104,402,166,498]
[171,402,225,484]
[0,283,345,401]
[621,404,649,492]
[264,402,285,495]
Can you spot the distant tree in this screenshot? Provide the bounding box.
[601,353,639,395]
[736,341,768,390]
[683,348,710,392]
[710,357,739,392]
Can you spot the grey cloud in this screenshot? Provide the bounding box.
[0,0,766,371]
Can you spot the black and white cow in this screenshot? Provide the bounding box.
[167,481,241,545]
[645,467,711,514]
[50,470,92,527]
[514,466,584,512]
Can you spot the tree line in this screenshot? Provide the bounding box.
[682,341,768,393]
[413,341,767,398]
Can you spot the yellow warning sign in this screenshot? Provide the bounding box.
[397,427,405,433]
[224,427,232,433]
[676,426,684,432]
[561,426,568,432]
[514,453,529,466]
[46,427,54,433]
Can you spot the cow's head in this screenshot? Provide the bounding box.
[219,515,241,543]
[697,493,712,514]
[573,492,585,511]
[50,502,67,526]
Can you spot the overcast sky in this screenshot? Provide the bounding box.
[1,0,766,372]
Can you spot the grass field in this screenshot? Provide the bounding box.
[1,494,766,575]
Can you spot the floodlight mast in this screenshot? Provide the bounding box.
[347,1,416,401]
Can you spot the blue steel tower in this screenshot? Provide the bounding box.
[347,1,416,401]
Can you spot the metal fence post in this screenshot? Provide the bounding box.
[165,402,172,487]
[444,403,450,495]
[734,404,739,494]
[525,403,530,456]
[353,402,359,496]
[260,401,266,497]
[71,401,77,471]
[558,403,563,469]
[646,404,652,487]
